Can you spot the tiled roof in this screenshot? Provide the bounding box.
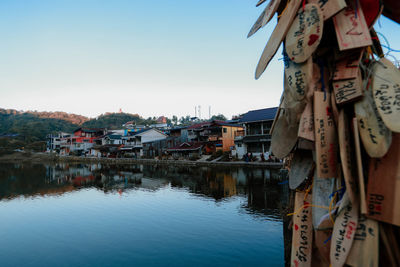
[167,142,203,151]
[239,107,278,123]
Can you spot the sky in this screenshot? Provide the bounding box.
[0,0,399,120]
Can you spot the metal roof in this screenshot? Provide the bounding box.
[239,107,278,123]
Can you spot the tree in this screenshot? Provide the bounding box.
[210,114,227,121]
[172,115,178,125]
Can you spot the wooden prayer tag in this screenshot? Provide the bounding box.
[255,0,302,79]
[346,216,379,267]
[314,91,338,178]
[330,193,359,267]
[289,149,314,189]
[312,173,335,229]
[285,58,312,101]
[256,0,267,7]
[354,85,392,158]
[291,191,313,267]
[298,102,315,141]
[333,53,361,81]
[367,133,400,226]
[248,0,281,38]
[271,108,299,158]
[309,0,346,20]
[338,110,357,204]
[285,4,323,63]
[314,214,333,264]
[372,58,400,133]
[333,71,363,105]
[332,4,372,51]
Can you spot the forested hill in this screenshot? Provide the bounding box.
[0,108,89,125]
[81,113,152,129]
[0,109,157,143]
[0,112,78,142]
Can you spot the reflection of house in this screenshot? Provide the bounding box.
[234,107,277,158]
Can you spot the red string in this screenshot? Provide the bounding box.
[302,0,306,11]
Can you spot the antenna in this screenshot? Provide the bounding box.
[198,105,201,120]
[209,106,211,120]
[195,106,197,118]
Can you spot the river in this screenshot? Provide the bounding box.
[0,163,288,266]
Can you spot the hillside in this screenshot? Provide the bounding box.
[0,108,89,125]
[81,113,154,129]
[0,113,78,145]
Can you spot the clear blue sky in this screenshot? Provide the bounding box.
[0,0,399,119]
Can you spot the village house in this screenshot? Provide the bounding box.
[59,128,107,156]
[234,107,278,159]
[166,142,203,160]
[46,132,71,152]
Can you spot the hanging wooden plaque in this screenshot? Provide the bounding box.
[309,0,346,20]
[248,0,281,38]
[333,50,363,81]
[271,109,299,158]
[291,191,313,267]
[353,117,368,215]
[346,216,379,267]
[289,149,314,189]
[338,110,357,204]
[285,58,312,101]
[330,193,359,267]
[367,133,400,226]
[333,71,363,105]
[298,102,315,141]
[256,0,267,7]
[285,4,323,63]
[332,4,372,51]
[314,91,338,178]
[354,85,392,158]
[255,0,302,79]
[312,173,335,229]
[314,213,334,264]
[371,58,400,133]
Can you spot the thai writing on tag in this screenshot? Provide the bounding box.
[291,192,313,267]
[314,91,337,178]
[374,83,400,115]
[330,198,359,267]
[333,77,362,104]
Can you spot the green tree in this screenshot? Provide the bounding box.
[210,114,227,121]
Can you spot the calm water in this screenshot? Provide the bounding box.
[0,163,288,266]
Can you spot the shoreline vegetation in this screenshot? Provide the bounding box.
[0,151,283,168]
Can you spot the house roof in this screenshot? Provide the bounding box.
[74,127,105,133]
[129,127,167,136]
[167,142,203,152]
[106,134,122,140]
[239,107,278,123]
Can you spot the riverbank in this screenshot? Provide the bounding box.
[0,152,283,169]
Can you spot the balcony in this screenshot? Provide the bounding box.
[234,130,245,141]
[242,134,271,143]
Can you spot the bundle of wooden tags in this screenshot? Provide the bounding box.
[248,0,400,266]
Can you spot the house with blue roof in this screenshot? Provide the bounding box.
[234,107,278,159]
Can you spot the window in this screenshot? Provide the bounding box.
[223,128,227,133]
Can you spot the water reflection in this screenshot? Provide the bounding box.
[0,163,287,219]
[0,163,288,266]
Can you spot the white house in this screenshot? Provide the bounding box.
[131,128,167,144]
